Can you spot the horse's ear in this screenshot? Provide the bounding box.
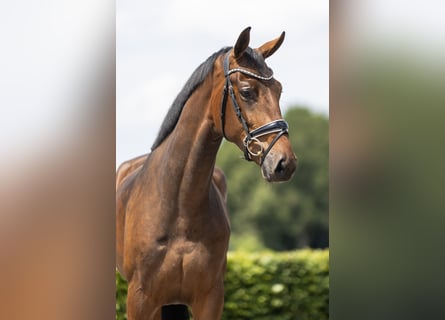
[257,31,285,59]
[234,26,251,59]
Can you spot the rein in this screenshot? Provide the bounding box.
[220,52,289,165]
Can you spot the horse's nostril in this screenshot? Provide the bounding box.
[274,158,286,175]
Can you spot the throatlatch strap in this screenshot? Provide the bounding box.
[220,79,229,139]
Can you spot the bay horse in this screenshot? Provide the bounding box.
[116,27,297,320]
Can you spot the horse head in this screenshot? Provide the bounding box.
[216,27,297,182]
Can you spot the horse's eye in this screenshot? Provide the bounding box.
[239,88,253,100]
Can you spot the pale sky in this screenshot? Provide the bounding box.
[116,0,329,165]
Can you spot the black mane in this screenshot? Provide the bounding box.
[151,47,231,150]
[150,46,270,150]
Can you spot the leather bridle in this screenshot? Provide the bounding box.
[220,51,289,165]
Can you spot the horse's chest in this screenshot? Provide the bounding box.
[171,213,226,262]
[139,197,230,296]
[146,236,227,299]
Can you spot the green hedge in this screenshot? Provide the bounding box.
[116,249,329,320]
[223,249,329,320]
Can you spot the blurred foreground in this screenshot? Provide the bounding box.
[331,1,445,319]
[0,1,116,319]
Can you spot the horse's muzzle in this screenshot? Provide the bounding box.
[261,151,297,182]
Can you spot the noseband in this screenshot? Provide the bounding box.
[220,52,289,165]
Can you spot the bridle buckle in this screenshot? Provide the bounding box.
[244,137,264,158]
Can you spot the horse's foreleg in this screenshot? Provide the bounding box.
[153,308,162,320]
[126,280,146,320]
[190,282,224,320]
[127,279,160,320]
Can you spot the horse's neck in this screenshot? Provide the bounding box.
[148,78,222,206]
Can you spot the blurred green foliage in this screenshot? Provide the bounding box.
[116,249,329,320]
[116,273,128,320]
[216,107,329,250]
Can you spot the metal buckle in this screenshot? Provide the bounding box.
[244,137,264,158]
